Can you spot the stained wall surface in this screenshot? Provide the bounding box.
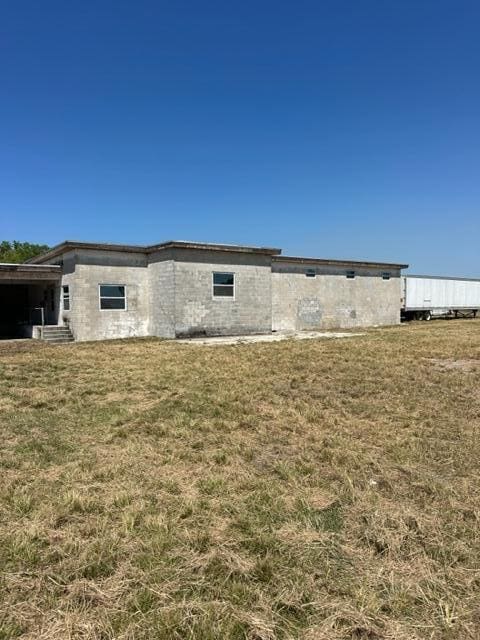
[172,249,272,337]
[271,261,402,331]
[60,250,150,341]
[34,247,405,341]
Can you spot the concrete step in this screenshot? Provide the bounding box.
[43,333,73,338]
[43,329,72,335]
[41,326,74,344]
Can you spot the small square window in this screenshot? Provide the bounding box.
[305,269,316,278]
[382,272,391,280]
[346,270,356,279]
[213,272,234,298]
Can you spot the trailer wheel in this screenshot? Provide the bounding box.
[423,311,432,321]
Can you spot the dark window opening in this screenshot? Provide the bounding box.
[213,272,234,298]
[62,285,70,311]
[99,284,126,310]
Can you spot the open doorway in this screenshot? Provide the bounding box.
[0,280,61,339]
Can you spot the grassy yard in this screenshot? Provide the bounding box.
[0,322,479,640]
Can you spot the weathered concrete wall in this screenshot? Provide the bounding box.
[59,251,76,329]
[272,261,401,331]
[34,246,404,341]
[62,250,149,341]
[172,249,272,337]
[148,251,175,338]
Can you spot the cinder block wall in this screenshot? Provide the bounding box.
[172,249,272,337]
[62,250,150,341]
[41,246,404,341]
[148,250,175,338]
[53,247,274,341]
[57,250,76,330]
[272,261,402,331]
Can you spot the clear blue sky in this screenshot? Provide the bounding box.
[1,1,479,276]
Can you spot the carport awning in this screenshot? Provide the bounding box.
[0,263,61,281]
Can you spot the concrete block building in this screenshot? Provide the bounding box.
[0,240,408,342]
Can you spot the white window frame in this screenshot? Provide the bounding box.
[62,285,70,311]
[212,272,235,300]
[98,284,127,310]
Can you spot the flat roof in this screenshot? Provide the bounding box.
[274,255,409,270]
[28,239,408,270]
[148,240,282,255]
[405,274,480,282]
[0,263,62,280]
[0,263,61,272]
[28,241,148,263]
[28,240,282,263]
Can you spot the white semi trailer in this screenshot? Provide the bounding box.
[402,275,480,321]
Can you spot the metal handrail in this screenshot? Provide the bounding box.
[32,307,45,338]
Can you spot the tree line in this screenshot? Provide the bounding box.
[0,241,50,264]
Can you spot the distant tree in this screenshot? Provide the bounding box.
[0,241,50,264]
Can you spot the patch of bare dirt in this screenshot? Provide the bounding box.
[428,357,479,372]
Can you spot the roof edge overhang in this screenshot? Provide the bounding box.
[28,240,282,263]
[274,256,409,270]
[27,241,148,263]
[0,263,61,272]
[27,239,407,269]
[147,240,281,255]
[406,274,480,282]
[0,263,62,280]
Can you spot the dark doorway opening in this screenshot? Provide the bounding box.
[0,282,58,339]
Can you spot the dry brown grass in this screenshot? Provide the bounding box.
[0,321,479,639]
